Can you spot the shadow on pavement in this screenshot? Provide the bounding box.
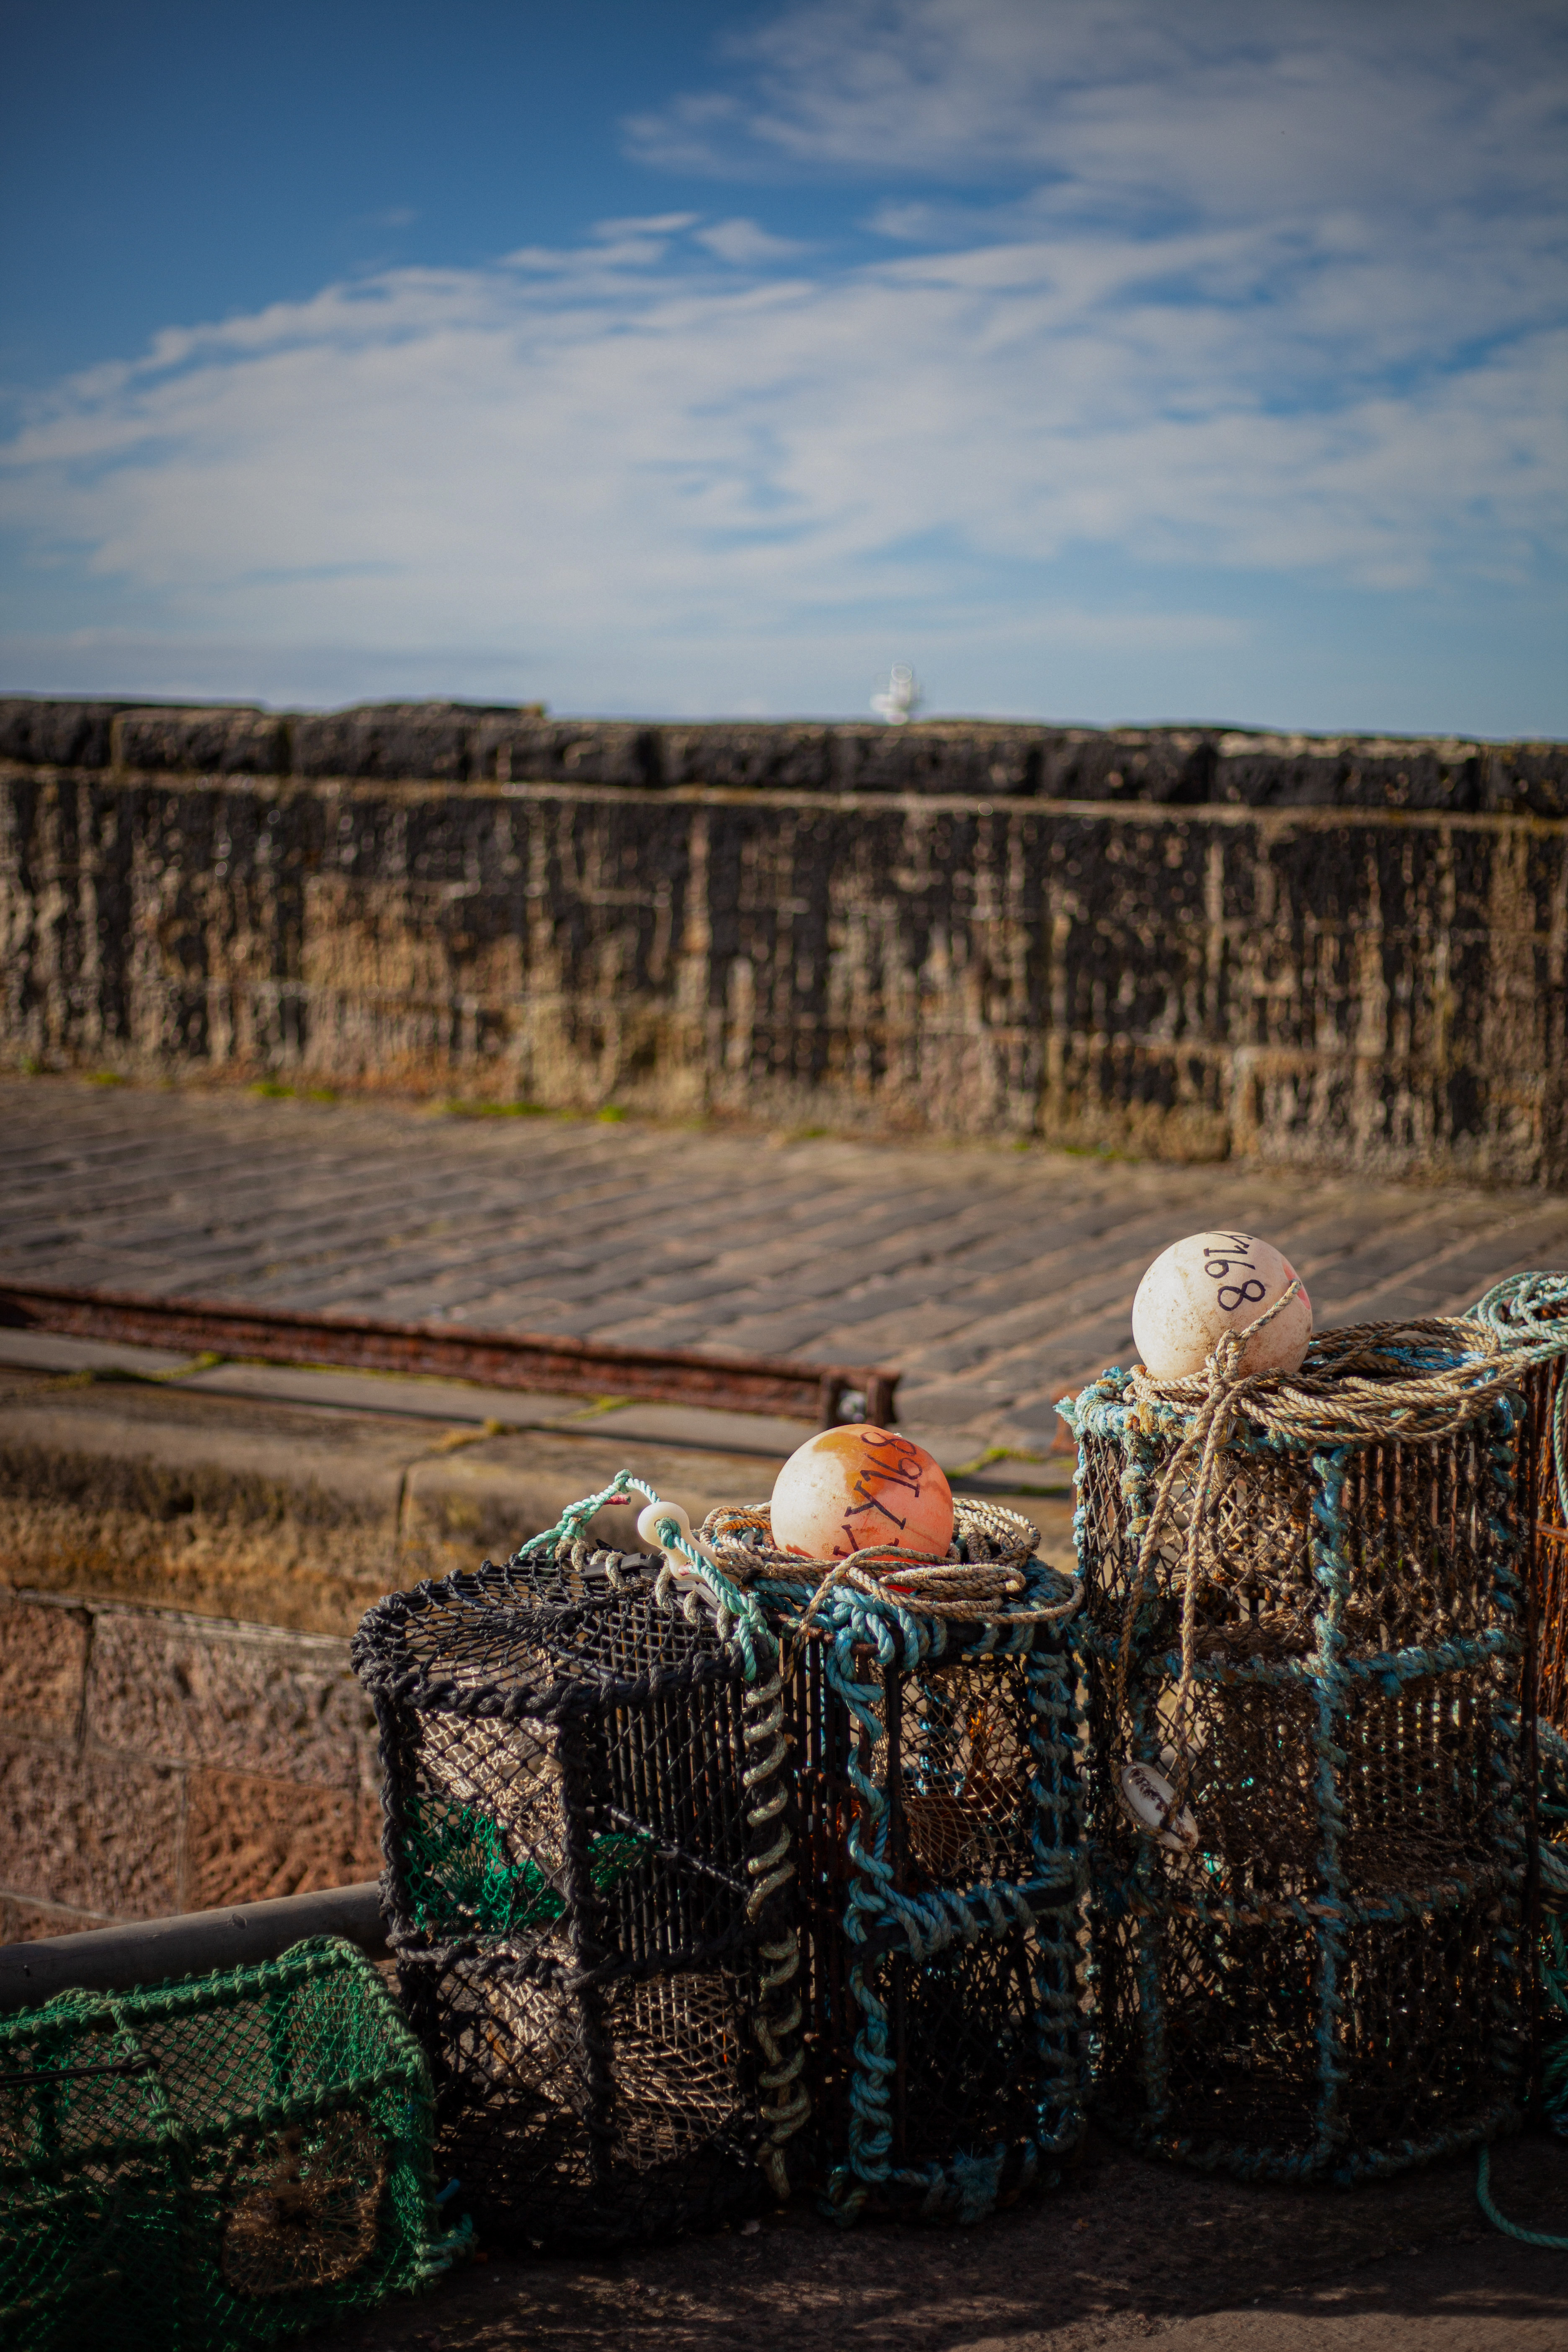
[321,2127,1568,2352]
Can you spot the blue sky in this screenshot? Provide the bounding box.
[2,0,1564,733]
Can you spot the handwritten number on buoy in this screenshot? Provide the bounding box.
[1202,1233,1267,1311]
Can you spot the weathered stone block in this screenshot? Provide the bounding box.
[291,701,491,781]
[660,723,832,792]
[0,698,124,768]
[1040,729,1216,802]
[0,1737,182,1916]
[828,723,1045,795]
[0,1383,415,1513]
[184,1768,380,1908]
[111,706,289,776]
[0,1594,87,1740]
[84,1612,371,1785]
[1482,742,1568,818]
[473,716,662,787]
[1211,733,1484,812]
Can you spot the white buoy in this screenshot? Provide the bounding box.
[1132,1230,1312,1379]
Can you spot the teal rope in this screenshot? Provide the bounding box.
[416,2210,476,2278]
[517,1469,779,1685]
[514,1470,639,1557]
[643,1498,778,1686]
[1477,2143,1568,2248]
[1472,1269,1568,1526]
[792,1559,1087,2224]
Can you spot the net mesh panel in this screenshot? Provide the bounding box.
[0,1937,440,2352]
[1073,1380,1526,2182]
[1093,1884,1505,2161]
[781,1617,1085,2212]
[354,1565,776,2251]
[1523,1354,1568,1736]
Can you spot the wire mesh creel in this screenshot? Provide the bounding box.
[1472,1273,1568,1739]
[0,1936,450,2352]
[371,1476,1091,2231]
[691,1496,1090,2224]
[1063,1317,1529,2184]
[351,1560,802,2253]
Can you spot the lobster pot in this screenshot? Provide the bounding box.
[0,1937,442,2352]
[1069,1352,1528,2182]
[1473,1274,1568,1736]
[1526,1346,1568,1733]
[775,1573,1087,2219]
[352,1568,794,2251]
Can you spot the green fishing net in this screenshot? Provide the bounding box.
[0,1935,457,2352]
[400,1793,653,1939]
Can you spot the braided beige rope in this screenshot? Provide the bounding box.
[696,1496,1082,1632]
[1113,1297,1516,1846]
[1130,1312,1518,1445]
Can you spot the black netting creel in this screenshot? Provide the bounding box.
[352,1565,800,2250]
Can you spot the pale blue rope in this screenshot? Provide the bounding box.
[516,1468,779,1684]
[1477,2144,1568,2249]
[1473,1269,1568,1528]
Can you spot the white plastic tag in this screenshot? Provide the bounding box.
[1118,1759,1199,1854]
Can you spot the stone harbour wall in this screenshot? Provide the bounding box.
[0,1588,379,1941]
[2,697,1565,1182]
[5,697,1565,812]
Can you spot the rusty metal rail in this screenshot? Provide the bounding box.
[0,1279,898,1427]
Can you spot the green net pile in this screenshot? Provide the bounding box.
[0,1935,454,2352]
[401,1795,654,1939]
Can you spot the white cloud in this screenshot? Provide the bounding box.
[1,211,1561,710]
[0,0,1563,720]
[628,0,1566,220]
[694,217,810,264]
[593,213,703,236]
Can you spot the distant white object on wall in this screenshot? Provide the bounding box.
[871,663,922,724]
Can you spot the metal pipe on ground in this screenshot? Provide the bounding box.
[0,1280,899,1428]
[0,1882,388,2014]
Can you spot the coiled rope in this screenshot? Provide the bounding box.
[698,1496,1083,1647]
[1473,1269,1568,1533]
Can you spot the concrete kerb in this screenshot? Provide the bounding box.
[0,1333,1078,1612]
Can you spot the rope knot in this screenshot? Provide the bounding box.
[1115,1275,1308,1849]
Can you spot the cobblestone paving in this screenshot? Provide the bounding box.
[3,1078,1567,1451]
